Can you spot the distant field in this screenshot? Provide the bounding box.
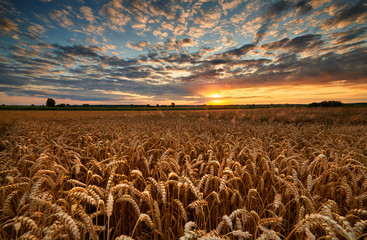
[1,108,366,239]
[1,107,366,123]
[0,105,263,111]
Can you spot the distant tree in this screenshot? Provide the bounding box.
[171,102,175,108]
[46,98,56,107]
[157,104,160,107]
[308,101,343,107]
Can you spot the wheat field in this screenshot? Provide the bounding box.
[1,108,366,240]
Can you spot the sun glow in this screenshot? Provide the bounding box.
[207,93,227,105]
[210,99,223,105]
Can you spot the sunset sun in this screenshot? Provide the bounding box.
[207,94,226,105]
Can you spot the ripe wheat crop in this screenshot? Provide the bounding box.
[0,108,366,239]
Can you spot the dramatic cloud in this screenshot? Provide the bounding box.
[99,0,131,32]
[0,0,366,105]
[126,41,152,51]
[49,9,73,28]
[223,44,255,57]
[325,1,367,29]
[331,26,367,44]
[254,0,292,44]
[80,6,95,22]
[53,44,101,58]
[254,0,314,44]
[0,17,18,33]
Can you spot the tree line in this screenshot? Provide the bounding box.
[308,101,344,107]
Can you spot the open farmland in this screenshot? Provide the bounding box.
[1,108,367,240]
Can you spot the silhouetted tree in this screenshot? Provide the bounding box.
[308,101,344,107]
[171,102,175,108]
[46,98,56,107]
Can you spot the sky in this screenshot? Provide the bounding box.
[0,0,366,105]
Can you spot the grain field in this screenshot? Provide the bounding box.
[0,108,366,239]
